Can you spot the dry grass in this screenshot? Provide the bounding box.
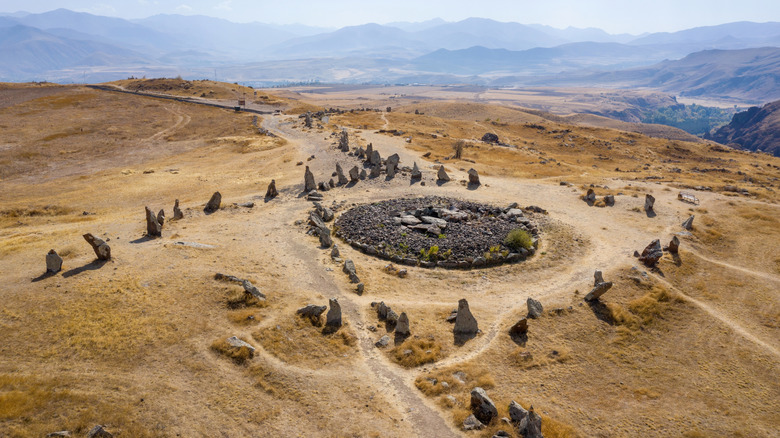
[211,336,255,364]
[252,316,357,367]
[391,337,443,367]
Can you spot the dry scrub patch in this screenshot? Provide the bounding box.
[253,316,358,367]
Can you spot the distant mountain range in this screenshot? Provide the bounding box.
[0,9,779,105]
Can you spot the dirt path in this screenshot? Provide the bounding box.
[144,105,191,142]
[686,248,780,283]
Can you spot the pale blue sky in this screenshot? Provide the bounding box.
[4,0,780,34]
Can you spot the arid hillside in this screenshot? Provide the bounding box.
[0,81,778,438]
[707,99,780,156]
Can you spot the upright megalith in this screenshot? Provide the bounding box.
[304,166,316,192]
[204,192,221,213]
[510,402,543,438]
[604,194,615,206]
[145,206,162,237]
[644,194,655,213]
[349,166,360,183]
[638,239,663,267]
[83,233,111,261]
[386,153,400,178]
[470,387,498,425]
[343,259,360,283]
[682,215,694,230]
[468,168,480,186]
[338,129,349,152]
[265,180,279,198]
[319,227,333,248]
[173,199,184,220]
[46,249,62,273]
[326,298,342,328]
[395,312,410,337]
[369,164,382,178]
[437,165,450,182]
[304,112,312,128]
[585,188,596,203]
[526,297,543,319]
[594,270,604,286]
[668,235,680,254]
[369,150,381,166]
[336,163,349,185]
[365,143,373,161]
[454,298,478,334]
[411,162,422,180]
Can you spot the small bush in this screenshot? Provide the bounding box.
[453,140,466,159]
[504,228,533,251]
[393,338,442,367]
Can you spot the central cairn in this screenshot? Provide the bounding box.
[334,196,540,269]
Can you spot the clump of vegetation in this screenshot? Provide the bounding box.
[453,139,466,159]
[392,338,442,367]
[639,103,735,135]
[420,245,451,262]
[211,337,255,364]
[504,228,533,250]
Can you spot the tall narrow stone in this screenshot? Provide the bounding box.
[638,239,663,267]
[365,143,373,161]
[668,235,680,254]
[326,298,342,328]
[349,166,360,182]
[386,153,400,178]
[682,215,694,230]
[395,312,410,336]
[173,199,184,220]
[336,163,349,185]
[338,129,349,152]
[265,180,278,198]
[319,227,333,248]
[145,206,162,237]
[46,249,62,273]
[644,194,655,212]
[369,150,381,166]
[453,298,478,334]
[411,162,422,180]
[594,270,604,286]
[468,168,480,185]
[526,297,543,319]
[83,233,111,261]
[304,166,316,192]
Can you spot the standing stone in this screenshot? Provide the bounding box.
[359,169,367,179]
[265,180,278,198]
[638,239,663,267]
[304,112,312,128]
[157,209,165,227]
[304,166,316,192]
[509,317,528,335]
[83,233,111,261]
[204,192,221,213]
[365,143,373,161]
[396,312,410,336]
[145,206,162,237]
[470,387,498,425]
[370,164,382,178]
[509,400,529,426]
[525,406,543,438]
[644,194,655,212]
[357,147,366,159]
[343,259,360,283]
[326,298,342,328]
[173,199,184,220]
[336,163,349,185]
[437,165,450,182]
[319,227,333,248]
[604,195,615,206]
[585,188,596,203]
[682,215,694,230]
[585,281,613,301]
[527,297,543,319]
[411,162,422,180]
[668,235,680,254]
[331,244,340,259]
[454,298,478,334]
[338,129,349,152]
[386,153,400,178]
[369,150,381,166]
[594,270,604,286]
[468,168,480,185]
[46,249,63,273]
[348,165,360,183]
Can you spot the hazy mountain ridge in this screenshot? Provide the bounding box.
[707,100,780,156]
[0,8,778,108]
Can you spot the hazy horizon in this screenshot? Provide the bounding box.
[2,0,780,34]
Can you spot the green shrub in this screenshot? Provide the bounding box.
[504,229,533,251]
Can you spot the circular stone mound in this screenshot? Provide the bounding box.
[334,196,541,269]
